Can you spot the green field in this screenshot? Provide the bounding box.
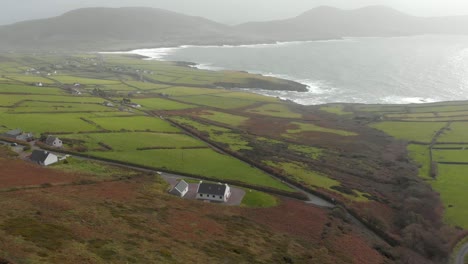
[62,132,206,151]
[433,149,468,163]
[286,122,358,137]
[0,113,99,134]
[264,160,368,201]
[176,95,256,109]
[370,105,468,228]
[438,122,468,143]
[171,117,251,151]
[407,144,432,179]
[432,164,468,229]
[90,116,180,132]
[51,75,120,85]
[0,84,65,95]
[288,144,323,160]
[241,189,278,208]
[320,105,351,116]
[247,103,302,118]
[197,110,249,127]
[132,98,196,111]
[12,101,112,113]
[157,86,225,96]
[371,121,446,142]
[91,149,293,192]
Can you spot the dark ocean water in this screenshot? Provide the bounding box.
[129,35,468,105]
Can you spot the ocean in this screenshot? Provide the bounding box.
[129,35,468,105]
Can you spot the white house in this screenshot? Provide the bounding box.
[196,181,231,202]
[129,103,141,108]
[103,101,114,107]
[30,150,59,166]
[170,180,189,197]
[45,135,63,148]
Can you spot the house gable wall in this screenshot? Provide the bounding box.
[43,154,59,166]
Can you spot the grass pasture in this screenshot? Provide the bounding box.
[369,104,468,228]
[156,86,225,96]
[433,149,468,163]
[5,74,57,84]
[407,144,431,179]
[90,116,180,132]
[132,98,196,111]
[0,84,65,95]
[62,132,206,151]
[51,75,120,85]
[172,117,251,151]
[264,161,368,201]
[176,95,256,109]
[90,148,293,192]
[286,122,358,137]
[320,105,352,116]
[247,103,302,118]
[12,101,112,113]
[241,189,278,208]
[197,110,249,127]
[438,122,468,143]
[371,121,446,143]
[0,113,99,134]
[432,164,468,229]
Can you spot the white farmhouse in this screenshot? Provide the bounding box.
[196,181,231,202]
[30,150,59,166]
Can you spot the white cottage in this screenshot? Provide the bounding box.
[45,135,63,148]
[30,150,59,166]
[170,180,189,197]
[196,182,231,202]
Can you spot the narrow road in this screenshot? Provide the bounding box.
[455,242,468,264]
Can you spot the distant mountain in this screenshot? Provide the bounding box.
[235,5,468,41]
[0,7,249,51]
[1,6,468,51]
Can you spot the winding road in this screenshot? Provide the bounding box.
[454,242,468,264]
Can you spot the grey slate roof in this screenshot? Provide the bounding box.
[5,129,22,136]
[30,150,49,163]
[45,135,58,145]
[197,182,227,196]
[172,180,189,194]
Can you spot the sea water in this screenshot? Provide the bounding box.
[130,35,468,105]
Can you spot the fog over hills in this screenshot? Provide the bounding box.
[1,6,468,51]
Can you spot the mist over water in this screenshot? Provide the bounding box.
[131,35,468,105]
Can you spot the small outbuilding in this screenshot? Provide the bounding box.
[170,180,189,197]
[3,129,33,141]
[30,150,59,166]
[45,135,63,148]
[196,181,231,202]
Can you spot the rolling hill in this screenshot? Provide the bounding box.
[0,7,250,51]
[1,6,468,51]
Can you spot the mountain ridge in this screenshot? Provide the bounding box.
[1,6,468,51]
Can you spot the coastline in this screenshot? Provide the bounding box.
[104,36,467,106]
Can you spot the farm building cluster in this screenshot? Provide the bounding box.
[1,128,65,166]
[170,180,233,203]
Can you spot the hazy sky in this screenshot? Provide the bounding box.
[3,0,468,25]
